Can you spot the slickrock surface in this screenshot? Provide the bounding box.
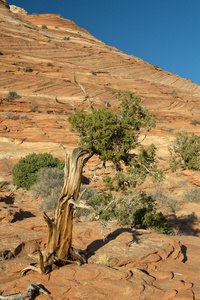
[0,186,199,299]
[0,1,200,299]
[0,0,200,166]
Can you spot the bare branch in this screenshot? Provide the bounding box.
[87,161,105,179]
[55,97,76,112]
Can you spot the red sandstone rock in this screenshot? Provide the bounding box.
[0,2,200,299]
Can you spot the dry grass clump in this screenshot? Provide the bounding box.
[31,168,64,211]
[151,185,180,214]
[97,254,111,266]
[182,187,200,203]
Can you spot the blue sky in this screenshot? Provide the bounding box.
[7,0,200,85]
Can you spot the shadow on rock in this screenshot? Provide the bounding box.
[0,193,14,204]
[11,209,35,223]
[170,212,199,236]
[181,244,188,263]
[86,227,144,258]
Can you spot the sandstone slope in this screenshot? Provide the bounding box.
[0,1,200,299]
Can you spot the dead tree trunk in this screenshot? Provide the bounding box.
[21,148,93,276]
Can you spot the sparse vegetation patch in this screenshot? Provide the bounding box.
[182,187,200,203]
[5,91,21,101]
[5,111,19,120]
[190,120,200,126]
[41,24,48,29]
[31,167,64,211]
[169,131,200,171]
[23,66,32,72]
[88,191,171,234]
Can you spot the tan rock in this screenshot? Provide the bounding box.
[9,5,28,15]
[174,289,194,299]
[171,280,193,291]
[149,270,173,280]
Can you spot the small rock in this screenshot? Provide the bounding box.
[149,270,173,280]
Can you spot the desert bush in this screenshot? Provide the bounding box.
[182,187,200,203]
[31,170,98,213]
[12,153,65,190]
[23,66,32,72]
[19,114,30,120]
[89,191,171,234]
[47,62,53,66]
[168,90,177,95]
[91,71,97,75]
[169,131,200,171]
[41,24,48,29]
[5,91,21,101]
[5,112,19,120]
[63,36,70,40]
[165,126,175,132]
[31,168,64,211]
[190,120,200,126]
[151,186,180,214]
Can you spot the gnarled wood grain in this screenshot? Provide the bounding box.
[21,148,93,275]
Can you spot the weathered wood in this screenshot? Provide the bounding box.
[21,148,93,275]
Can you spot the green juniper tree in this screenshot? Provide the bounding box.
[68,91,169,232]
[68,90,164,190]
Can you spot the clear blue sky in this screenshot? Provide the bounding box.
[7,0,200,85]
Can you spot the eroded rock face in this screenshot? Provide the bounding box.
[0,0,9,9]
[9,5,28,15]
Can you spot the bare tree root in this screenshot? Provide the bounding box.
[0,284,50,299]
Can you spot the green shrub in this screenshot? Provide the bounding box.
[169,131,200,171]
[5,91,21,101]
[12,153,65,190]
[63,36,70,40]
[89,191,171,234]
[23,66,32,72]
[47,62,53,66]
[41,24,48,29]
[190,120,200,126]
